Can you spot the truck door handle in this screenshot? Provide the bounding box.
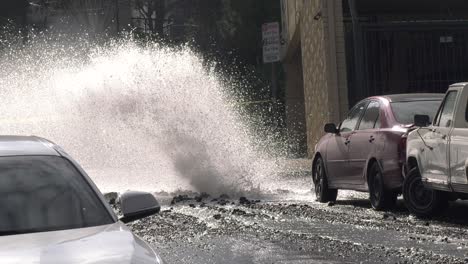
[369,136,375,142]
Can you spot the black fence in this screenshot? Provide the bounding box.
[346,22,468,105]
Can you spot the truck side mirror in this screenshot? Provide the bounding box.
[414,115,430,127]
[324,123,338,134]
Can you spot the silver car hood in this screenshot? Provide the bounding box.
[0,222,162,264]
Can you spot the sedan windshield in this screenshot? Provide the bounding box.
[390,100,441,125]
[0,156,113,236]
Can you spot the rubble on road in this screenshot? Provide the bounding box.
[103,192,119,205]
[109,191,468,264]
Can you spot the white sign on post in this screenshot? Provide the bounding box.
[262,22,280,63]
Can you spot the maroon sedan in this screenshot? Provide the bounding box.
[312,94,444,210]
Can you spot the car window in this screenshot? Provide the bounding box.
[375,115,381,129]
[435,91,458,127]
[340,101,368,132]
[390,100,442,125]
[466,99,468,122]
[0,156,113,236]
[358,101,380,130]
[465,98,468,123]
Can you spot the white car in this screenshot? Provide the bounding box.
[405,82,468,217]
[0,136,164,263]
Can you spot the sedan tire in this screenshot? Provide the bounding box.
[313,157,338,203]
[403,167,448,217]
[368,162,398,210]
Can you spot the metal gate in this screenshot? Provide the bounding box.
[348,22,468,103]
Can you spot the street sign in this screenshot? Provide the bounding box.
[262,22,280,63]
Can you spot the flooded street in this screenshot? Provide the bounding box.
[3,1,468,264]
[1,38,468,263]
[117,164,468,264]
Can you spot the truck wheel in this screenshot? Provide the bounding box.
[313,157,338,203]
[403,168,447,217]
[368,162,398,210]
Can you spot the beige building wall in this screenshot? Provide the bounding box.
[281,0,307,156]
[281,0,349,157]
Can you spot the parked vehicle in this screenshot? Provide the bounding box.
[405,83,468,217]
[0,136,164,264]
[312,94,444,210]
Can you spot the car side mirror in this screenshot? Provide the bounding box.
[414,115,430,127]
[119,191,160,223]
[324,123,338,134]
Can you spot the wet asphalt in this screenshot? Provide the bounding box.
[125,190,468,264]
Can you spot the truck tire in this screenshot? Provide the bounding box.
[368,162,398,210]
[313,157,338,203]
[403,167,448,217]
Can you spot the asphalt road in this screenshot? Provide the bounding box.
[126,189,468,264]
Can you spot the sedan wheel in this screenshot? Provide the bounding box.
[313,157,338,203]
[403,168,447,217]
[368,162,397,210]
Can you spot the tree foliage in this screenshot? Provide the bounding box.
[132,0,165,36]
[0,0,28,30]
[0,0,28,18]
[186,0,281,100]
[56,0,116,34]
[189,0,280,65]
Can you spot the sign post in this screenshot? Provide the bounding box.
[262,22,280,100]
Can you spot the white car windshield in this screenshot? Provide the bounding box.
[0,156,113,236]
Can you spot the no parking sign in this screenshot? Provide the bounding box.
[262,22,280,63]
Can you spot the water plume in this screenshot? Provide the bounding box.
[0,36,285,195]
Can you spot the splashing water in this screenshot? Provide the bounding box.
[0,37,295,196]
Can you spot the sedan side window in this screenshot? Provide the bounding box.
[465,98,468,123]
[358,101,380,130]
[340,101,368,132]
[435,91,458,127]
[374,115,381,129]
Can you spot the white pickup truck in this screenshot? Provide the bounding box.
[404,82,468,217]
